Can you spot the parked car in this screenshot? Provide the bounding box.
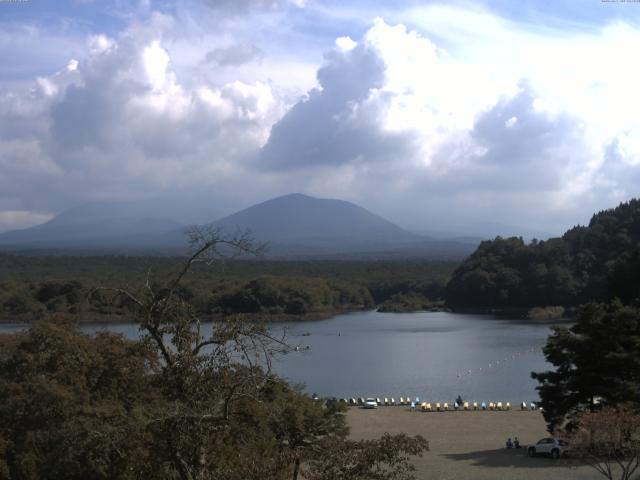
[364,398,378,409]
[527,438,569,459]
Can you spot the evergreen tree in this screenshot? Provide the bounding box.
[532,301,640,431]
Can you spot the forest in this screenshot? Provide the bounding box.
[0,256,455,322]
[446,199,640,310]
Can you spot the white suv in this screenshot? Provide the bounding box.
[527,438,569,459]
[364,398,378,409]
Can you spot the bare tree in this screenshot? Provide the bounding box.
[107,226,290,480]
[97,226,428,480]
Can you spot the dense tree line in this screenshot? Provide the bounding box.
[446,199,640,309]
[209,276,374,317]
[0,257,454,322]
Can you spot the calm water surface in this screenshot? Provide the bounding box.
[1,311,558,403]
[270,311,555,403]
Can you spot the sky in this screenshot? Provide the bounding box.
[1,0,640,236]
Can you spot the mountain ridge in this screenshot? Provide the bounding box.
[208,193,421,243]
[0,193,477,259]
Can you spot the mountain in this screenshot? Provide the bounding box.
[0,197,226,250]
[211,193,418,242]
[0,193,478,259]
[198,194,474,258]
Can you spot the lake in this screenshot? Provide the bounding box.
[0,310,557,404]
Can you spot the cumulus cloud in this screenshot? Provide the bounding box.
[456,83,589,192]
[0,14,286,229]
[256,17,621,232]
[260,18,586,191]
[1,5,640,235]
[45,34,280,175]
[260,20,423,170]
[597,132,640,203]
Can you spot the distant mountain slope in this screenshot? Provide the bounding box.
[198,193,476,259]
[0,216,182,248]
[0,197,225,249]
[210,193,421,244]
[0,193,478,259]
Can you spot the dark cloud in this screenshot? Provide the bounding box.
[424,83,587,194]
[260,42,417,169]
[597,135,640,196]
[203,44,263,66]
[473,84,576,166]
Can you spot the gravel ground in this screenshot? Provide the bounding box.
[346,407,604,480]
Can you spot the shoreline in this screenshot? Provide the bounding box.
[0,307,372,325]
[0,305,566,325]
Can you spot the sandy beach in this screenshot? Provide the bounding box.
[347,407,602,480]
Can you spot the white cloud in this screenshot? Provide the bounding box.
[335,36,357,51]
[88,34,115,54]
[258,14,640,231]
[0,14,288,231]
[1,5,640,234]
[36,77,58,97]
[66,59,79,72]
